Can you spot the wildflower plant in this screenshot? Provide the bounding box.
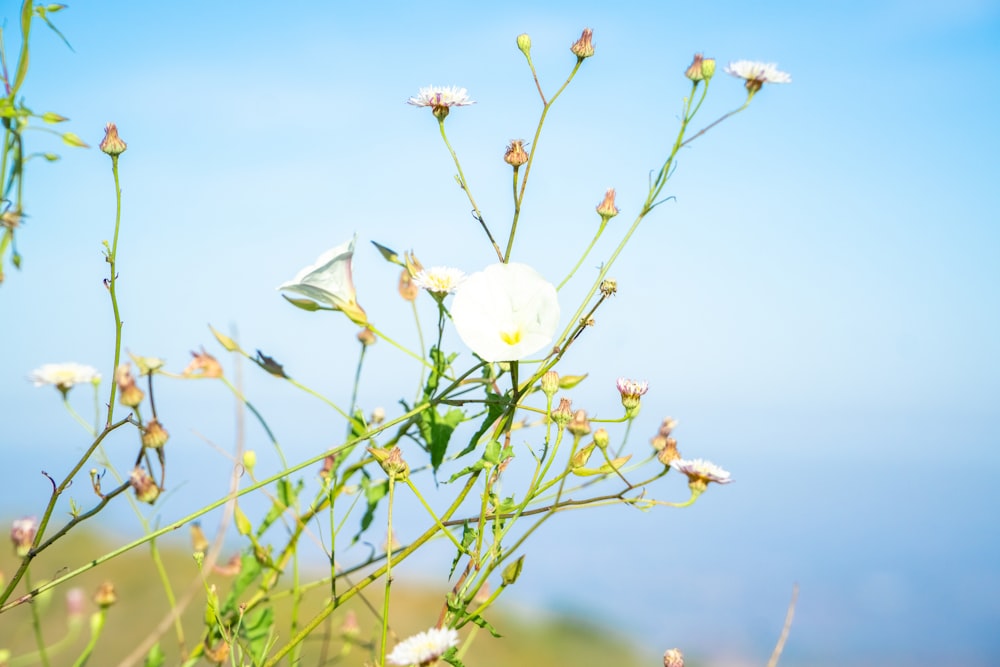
[0,9,790,666]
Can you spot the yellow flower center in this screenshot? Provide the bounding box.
[500,326,523,346]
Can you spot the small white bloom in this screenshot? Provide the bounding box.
[278,236,367,325]
[412,266,466,295]
[670,458,733,485]
[724,61,792,85]
[616,377,649,399]
[451,262,559,363]
[386,626,459,666]
[29,363,101,392]
[407,86,474,109]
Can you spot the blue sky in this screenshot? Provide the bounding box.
[2,1,1000,665]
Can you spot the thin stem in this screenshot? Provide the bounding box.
[504,60,582,262]
[557,222,606,291]
[379,476,396,666]
[263,473,481,666]
[0,405,432,614]
[104,154,124,426]
[437,118,503,262]
[25,568,51,667]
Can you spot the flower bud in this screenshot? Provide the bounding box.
[10,516,38,558]
[357,327,377,346]
[504,139,529,168]
[596,188,619,222]
[341,610,361,638]
[142,419,169,449]
[115,363,144,408]
[516,33,532,57]
[93,581,117,608]
[190,522,209,554]
[242,450,257,472]
[656,438,681,465]
[566,409,591,437]
[371,407,386,425]
[550,397,573,427]
[182,349,223,378]
[369,446,410,480]
[99,123,127,156]
[570,28,594,59]
[593,427,610,451]
[540,371,560,397]
[600,279,617,297]
[129,467,160,504]
[685,54,716,82]
[398,267,419,301]
[664,648,685,667]
[502,555,525,585]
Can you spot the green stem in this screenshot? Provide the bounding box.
[504,60,582,262]
[104,154,124,426]
[437,118,503,262]
[557,222,606,291]
[24,568,50,667]
[0,405,431,615]
[62,395,96,437]
[262,473,481,666]
[379,476,396,666]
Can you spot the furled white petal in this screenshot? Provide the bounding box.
[278,236,359,309]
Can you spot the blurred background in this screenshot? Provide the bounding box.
[2,1,998,665]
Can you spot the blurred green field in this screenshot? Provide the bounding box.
[1,531,658,666]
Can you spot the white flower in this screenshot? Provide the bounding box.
[670,458,733,485]
[387,627,459,666]
[450,262,559,363]
[724,61,791,86]
[278,236,367,325]
[616,377,649,399]
[407,86,474,109]
[29,363,101,392]
[412,266,466,295]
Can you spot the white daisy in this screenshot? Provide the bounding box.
[29,363,101,392]
[387,627,459,666]
[725,61,791,92]
[407,86,474,109]
[670,458,733,485]
[412,266,466,295]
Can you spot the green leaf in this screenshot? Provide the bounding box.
[60,131,89,148]
[281,294,323,311]
[442,647,467,667]
[456,394,509,459]
[254,350,288,378]
[423,406,464,473]
[221,551,263,615]
[371,240,401,264]
[242,607,275,660]
[468,613,503,638]
[143,643,165,667]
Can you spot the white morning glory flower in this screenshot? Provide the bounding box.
[386,626,459,666]
[29,363,101,392]
[450,262,559,363]
[277,236,368,325]
[412,266,466,295]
